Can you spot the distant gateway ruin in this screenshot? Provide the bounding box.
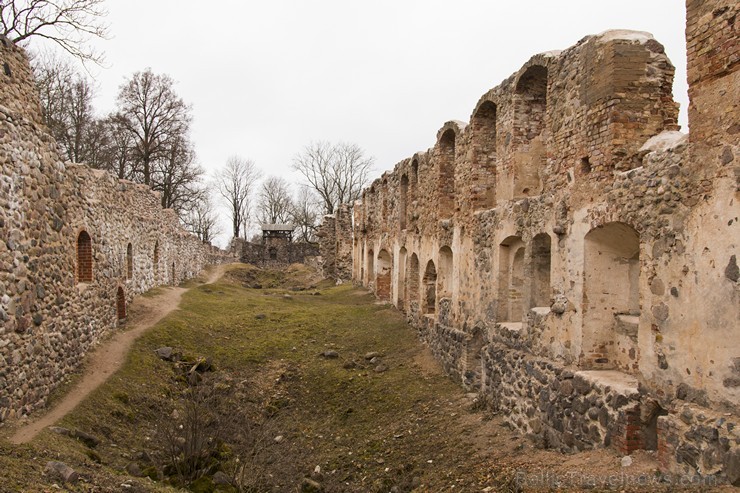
[234,224,319,267]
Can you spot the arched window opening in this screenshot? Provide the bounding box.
[367,248,375,286]
[376,250,392,301]
[171,262,176,286]
[269,247,278,260]
[582,222,640,371]
[408,253,420,314]
[77,231,93,283]
[126,243,133,280]
[530,234,552,308]
[410,160,419,227]
[397,247,407,310]
[438,130,456,218]
[423,260,437,315]
[513,65,547,199]
[471,101,498,209]
[116,287,126,320]
[515,65,548,139]
[438,246,453,298]
[153,241,160,281]
[438,246,454,324]
[360,244,366,282]
[399,174,409,231]
[498,236,525,323]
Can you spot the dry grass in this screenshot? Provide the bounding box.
[0,264,724,492]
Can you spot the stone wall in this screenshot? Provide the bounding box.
[317,204,353,281]
[233,237,319,268]
[332,6,740,483]
[0,38,230,423]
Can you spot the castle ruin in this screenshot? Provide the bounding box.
[320,0,739,482]
[0,0,737,485]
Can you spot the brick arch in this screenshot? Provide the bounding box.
[397,247,407,310]
[77,230,93,283]
[399,174,409,231]
[410,158,419,184]
[438,246,453,298]
[408,253,420,314]
[423,259,437,315]
[470,99,498,209]
[498,235,526,323]
[511,64,548,199]
[409,155,423,229]
[437,128,457,218]
[376,249,392,301]
[582,221,640,371]
[366,248,375,286]
[116,286,126,320]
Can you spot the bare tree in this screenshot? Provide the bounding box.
[257,176,293,225]
[81,116,110,170]
[151,135,204,214]
[183,189,220,244]
[333,142,374,207]
[216,156,261,239]
[114,69,191,186]
[93,114,134,179]
[290,186,320,242]
[62,75,95,162]
[33,50,74,132]
[0,0,109,64]
[292,141,373,214]
[32,51,97,163]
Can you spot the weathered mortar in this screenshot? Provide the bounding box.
[322,7,740,483]
[317,204,353,281]
[0,39,232,422]
[233,237,319,268]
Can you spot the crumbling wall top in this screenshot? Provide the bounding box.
[0,36,44,127]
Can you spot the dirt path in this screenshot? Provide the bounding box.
[8,264,229,445]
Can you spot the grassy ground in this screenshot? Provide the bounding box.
[1,264,720,493]
[0,265,503,492]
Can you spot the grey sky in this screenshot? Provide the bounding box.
[82,0,688,245]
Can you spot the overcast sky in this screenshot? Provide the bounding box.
[80,0,688,246]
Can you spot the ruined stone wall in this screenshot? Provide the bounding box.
[340,16,740,483]
[0,38,229,422]
[234,237,319,268]
[317,215,337,280]
[317,204,353,282]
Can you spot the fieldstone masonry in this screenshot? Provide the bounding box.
[233,225,319,268]
[322,0,740,483]
[317,204,353,281]
[0,37,231,423]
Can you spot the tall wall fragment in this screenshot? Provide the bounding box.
[0,37,230,422]
[331,10,739,482]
